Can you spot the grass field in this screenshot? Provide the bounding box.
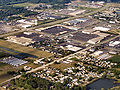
[19,62,40,69]
[78,6,98,12]
[0,39,53,58]
[108,55,120,63]
[0,62,18,83]
[0,74,13,84]
[108,55,120,69]
[12,3,36,7]
[49,62,76,71]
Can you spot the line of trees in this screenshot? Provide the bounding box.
[0,0,71,6]
[9,73,85,90]
[0,6,38,20]
[89,0,119,3]
[0,0,71,20]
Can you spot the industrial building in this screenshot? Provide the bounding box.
[1,57,28,67]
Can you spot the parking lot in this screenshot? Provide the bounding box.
[41,26,74,35]
[69,31,99,42]
[75,19,99,29]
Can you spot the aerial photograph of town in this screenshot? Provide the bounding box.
[0,0,120,90]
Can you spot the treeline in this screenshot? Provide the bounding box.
[0,0,71,5]
[29,0,71,4]
[89,0,119,3]
[10,73,85,90]
[0,0,28,5]
[0,0,71,20]
[0,6,38,20]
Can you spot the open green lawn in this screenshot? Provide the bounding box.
[108,55,120,63]
[12,3,36,7]
[0,39,53,58]
[108,55,120,69]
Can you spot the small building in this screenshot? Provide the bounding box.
[93,27,110,31]
[22,24,31,28]
[89,48,96,52]
[97,54,111,60]
[87,37,104,44]
[92,51,103,57]
[82,29,95,34]
[24,66,32,71]
[109,41,120,47]
[109,51,118,55]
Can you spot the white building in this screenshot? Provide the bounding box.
[93,27,110,31]
[109,41,120,47]
[66,45,82,52]
[92,51,104,57]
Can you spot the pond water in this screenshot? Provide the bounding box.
[86,78,120,90]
